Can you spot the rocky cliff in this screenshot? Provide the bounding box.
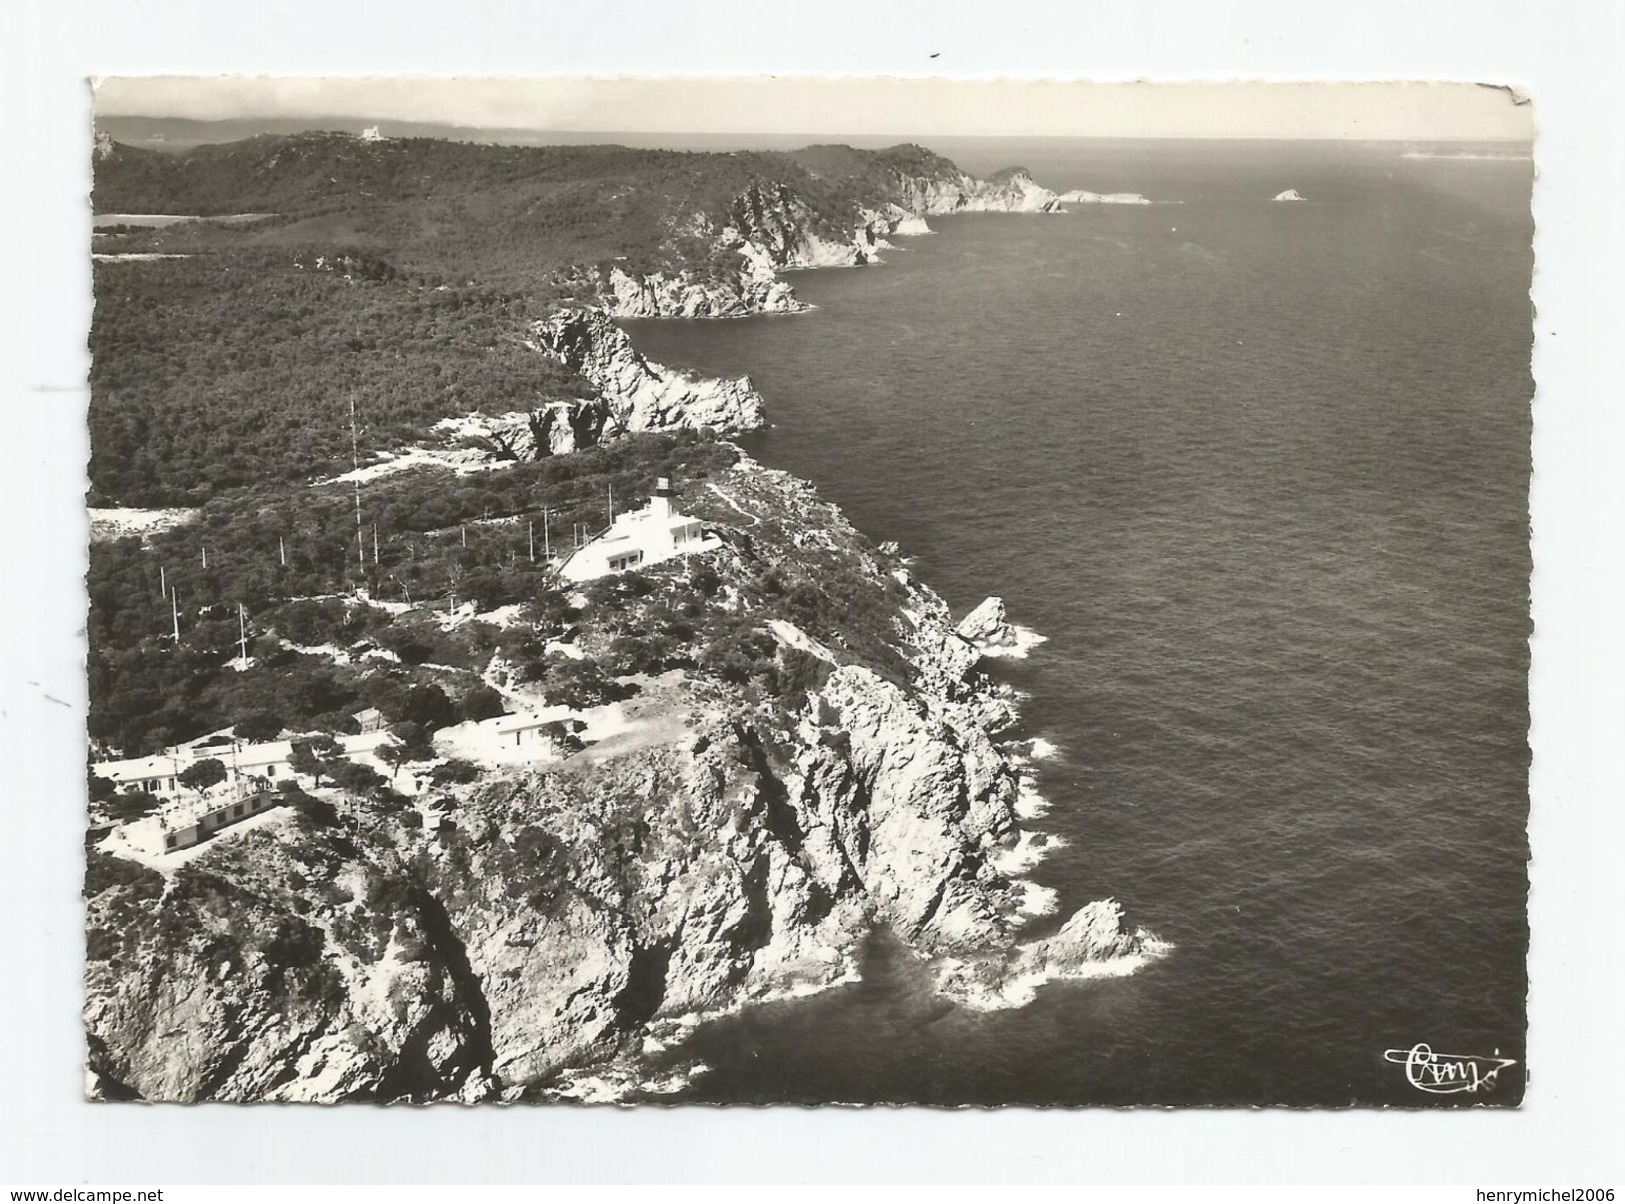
[417,312,766,466]
[84,456,1159,1102]
[82,143,1154,1103]
[1057,188,1153,206]
[893,167,1062,216]
[519,166,1063,436]
[569,168,1058,321]
[532,310,766,438]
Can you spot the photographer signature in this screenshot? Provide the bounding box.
[1383,1043,1518,1095]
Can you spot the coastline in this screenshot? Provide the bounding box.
[532,182,1168,1061]
[83,146,1167,1103]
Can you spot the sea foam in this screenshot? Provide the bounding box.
[991,829,1069,876]
[976,624,1049,659]
[942,944,1168,1013]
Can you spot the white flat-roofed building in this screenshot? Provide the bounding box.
[146,788,286,856]
[93,730,400,797]
[493,708,585,748]
[558,477,720,584]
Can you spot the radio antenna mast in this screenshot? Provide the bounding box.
[350,395,364,571]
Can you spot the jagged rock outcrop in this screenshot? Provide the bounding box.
[81,662,1042,1100]
[595,263,804,319]
[580,191,916,320]
[436,402,614,461]
[1023,898,1151,972]
[934,898,1163,1009]
[893,167,1062,215]
[795,667,1021,947]
[957,596,1019,649]
[83,842,494,1103]
[1057,189,1152,205]
[416,734,874,1089]
[576,166,1055,320]
[728,181,880,270]
[533,310,766,436]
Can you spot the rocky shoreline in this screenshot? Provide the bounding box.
[84,156,1164,1103]
[531,161,1167,1027]
[84,453,1162,1103]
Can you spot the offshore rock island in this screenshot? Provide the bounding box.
[85,131,1160,1102]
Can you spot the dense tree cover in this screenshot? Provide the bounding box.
[90,430,735,651]
[89,252,594,505]
[86,133,968,769]
[93,136,968,283]
[233,709,284,742]
[89,136,994,507]
[87,433,737,756]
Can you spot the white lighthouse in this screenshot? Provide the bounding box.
[650,476,677,521]
[557,476,718,583]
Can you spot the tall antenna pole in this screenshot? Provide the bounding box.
[159,563,166,599]
[201,545,208,570]
[350,395,364,571]
[238,602,248,670]
[373,523,379,565]
[543,508,551,560]
[607,484,613,527]
[171,587,180,642]
[528,520,535,563]
[279,536,286,567]
[461,525,467,549]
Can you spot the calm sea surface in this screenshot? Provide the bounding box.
[623,138,1534,1106]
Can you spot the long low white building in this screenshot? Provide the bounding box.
[93,729,399,797]
[557,476,720,583]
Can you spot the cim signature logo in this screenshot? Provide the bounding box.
[1383,1042,1518,1096]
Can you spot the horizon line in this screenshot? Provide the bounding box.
[97,119,1537,146]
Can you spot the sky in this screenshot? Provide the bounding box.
[93,77,1534,142]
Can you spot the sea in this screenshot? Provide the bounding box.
[618,137,1535,1106]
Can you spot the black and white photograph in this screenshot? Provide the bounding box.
[74,75,1543,1110]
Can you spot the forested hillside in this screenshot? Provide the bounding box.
[90,134,988,506]
[87,432,747,756]
[94,135,958,286]
[82,131,1146,1105]
[86,132,1018,751]
[90,253,597,505]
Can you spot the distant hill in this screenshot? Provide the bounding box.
[92,133,982,287]
[89,132,1051,507]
